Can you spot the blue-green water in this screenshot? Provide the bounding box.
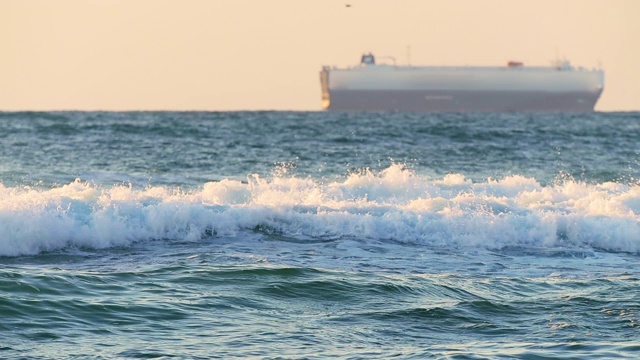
[1,111,639,358]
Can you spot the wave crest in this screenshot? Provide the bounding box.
[1,165,639,256]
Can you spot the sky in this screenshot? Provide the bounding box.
[1,0,638,111]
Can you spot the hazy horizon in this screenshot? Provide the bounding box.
[2,0,638,111]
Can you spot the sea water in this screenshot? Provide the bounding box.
[1,111,639,359]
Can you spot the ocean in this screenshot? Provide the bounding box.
[1,111,639,359]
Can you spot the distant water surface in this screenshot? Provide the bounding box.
[1,111,639,358]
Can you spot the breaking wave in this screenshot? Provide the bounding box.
[1,164,639,256]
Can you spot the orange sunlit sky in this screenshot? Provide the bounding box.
[2,0,639,111]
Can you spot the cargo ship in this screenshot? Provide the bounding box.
[319,53,604,112]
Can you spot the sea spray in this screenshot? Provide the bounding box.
[2,165,639,256]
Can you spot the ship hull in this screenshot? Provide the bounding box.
[320,55,604,112]
[326,89,603,112]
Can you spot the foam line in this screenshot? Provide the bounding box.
[1,165,638,256]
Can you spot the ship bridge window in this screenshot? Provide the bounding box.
[361,53,376,65]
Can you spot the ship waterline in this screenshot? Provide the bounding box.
[327,89,603,112]
[320,54,604,112]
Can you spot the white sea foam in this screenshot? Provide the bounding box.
[1,165,639,256]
